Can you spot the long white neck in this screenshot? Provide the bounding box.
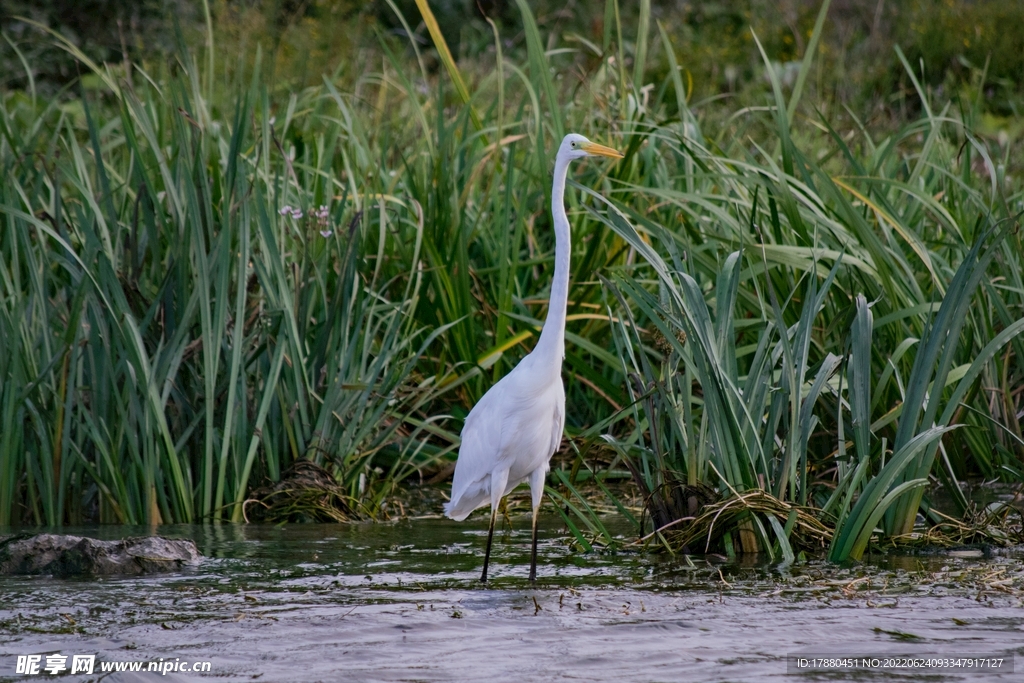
[534,153,572,365]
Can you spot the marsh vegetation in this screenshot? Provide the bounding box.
[1,0,1022,563]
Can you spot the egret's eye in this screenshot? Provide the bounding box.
[570,142,575,147]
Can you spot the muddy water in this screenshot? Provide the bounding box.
[1,518,1022,682]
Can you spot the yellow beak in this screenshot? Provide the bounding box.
[579,141,624,159]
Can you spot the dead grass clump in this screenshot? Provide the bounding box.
[886,502,1024,551]
[243,461,358,523]
[656,489,833,556]
[651,491,1022,559]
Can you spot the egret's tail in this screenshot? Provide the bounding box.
[443,486,488,521]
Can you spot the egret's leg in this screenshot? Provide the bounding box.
[529,506,539,582]
[528,466,547,582]
[481,469,510,583]
[481,506,497,583]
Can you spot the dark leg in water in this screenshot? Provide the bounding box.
[528,467,546,583]
[481,507,498,583]
[529,505,539,582]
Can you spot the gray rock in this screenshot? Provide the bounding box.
[0,534,201,576]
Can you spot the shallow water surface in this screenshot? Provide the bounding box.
[1,519,1022,682]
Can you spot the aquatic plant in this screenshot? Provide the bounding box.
[0,27,451,524]
[565,5,1024,559]
[0,0,1021,560]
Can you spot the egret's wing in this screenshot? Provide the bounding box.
[443,392,503,520]
[548,381,566,457]
[445,364,537,512]
[445,356,565,520]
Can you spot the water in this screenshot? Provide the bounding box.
[2,518,1022,682]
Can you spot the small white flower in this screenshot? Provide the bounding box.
[320,230,333,238]
[291,209,303,219]
[279,205,292,216]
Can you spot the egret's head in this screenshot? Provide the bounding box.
[559,133,624,162]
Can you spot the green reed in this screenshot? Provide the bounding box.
[570,5,1024,558]
[1,0,1021,559]
[0,28,450,524]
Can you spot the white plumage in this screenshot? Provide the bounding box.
[444,351,565,522]
[443,133,623,582]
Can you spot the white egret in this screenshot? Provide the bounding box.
[444,133,623,582]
